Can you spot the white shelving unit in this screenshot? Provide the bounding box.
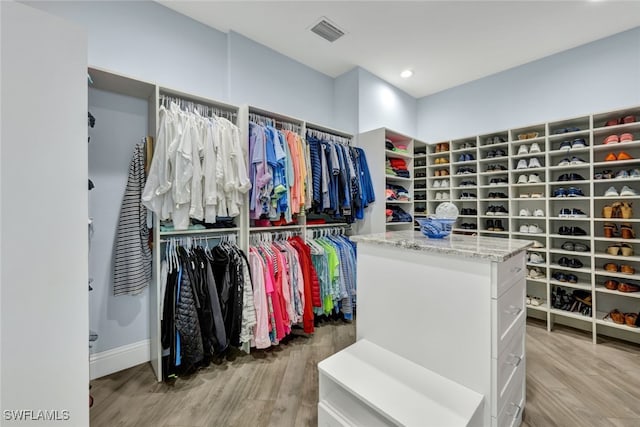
[426,105,640,345]
[358,128,427,234]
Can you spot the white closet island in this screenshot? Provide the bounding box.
[318,231,532,427]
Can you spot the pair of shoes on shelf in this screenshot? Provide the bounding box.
[458,192,475,200]
[604,309,639,327]
[456,167,475,175]
[457,153,474,162]
[517,132,539,141]
[460,208,478,216]
[517,173,542,184]
[486,205,508,216]
[558,138,588,150]
[486,219,505,231]
[556,156,587,166]
[519,192,544,198]
[527,267,545,280]
[489,177,508,186]
[558,257,584,269]
[604,186,638,197]
[604,116,636,127]
[459,222,477,230]
[553,187,585,197]
[435,192,450,200]
[604,222,635,239]
[459,180,476,187]
[552,272,578,284]
[435,143,450,152]
[486,164,508,172]
[603,262,635,275]
[603,133,634,145]
[561,241,590,252]
[604,279,640,293]
[432,179,449,188]
[485,136,506,145]
[433,169,448,177]
[520,224,544,234]
[526,295,543,306]
[528,252,545,264]
[487,192,507,199]
[557,173,585,182]
[517,143,542,154]
[519,208,545,217]
[605,151,633,161]
[602,201,633,219]
[434,157,449,165]
[516,158,542,169]
[559,226,587,236]
[554,126,581,134]
[558,208,588,218]
[606,243,634,256]
[485,149,507,158]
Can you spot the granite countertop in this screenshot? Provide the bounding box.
[351,231,533,262]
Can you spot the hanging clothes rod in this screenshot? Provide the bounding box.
[306,128,352,146]
[160,233,237,244]
[159,93,237,122]
[248,112,302,133]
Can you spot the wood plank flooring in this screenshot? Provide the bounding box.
[90,319,640,427]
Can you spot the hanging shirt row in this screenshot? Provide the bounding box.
[143,102,251,230]
[248,122,311,225]
[306,131,375,223]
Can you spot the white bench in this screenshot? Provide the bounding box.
[318,339,485,427]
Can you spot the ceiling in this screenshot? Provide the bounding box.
[158,1,640,98]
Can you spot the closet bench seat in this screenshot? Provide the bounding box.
[318,339,484,427]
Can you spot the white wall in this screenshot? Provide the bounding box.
[332,68,359,135]
[358,67,418,137]
[227,31,335,126]
[24,0,229,101]
[1,1,88,424]
[88,88,150,354]
[417,26,640,142]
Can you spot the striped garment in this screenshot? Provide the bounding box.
[113,141,152,296]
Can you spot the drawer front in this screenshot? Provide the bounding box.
[493,253,526,298]
[492,323,525,415]
[492,278,526,356]
[496,363,525,427]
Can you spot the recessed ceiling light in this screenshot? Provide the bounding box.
[400,69,413,79]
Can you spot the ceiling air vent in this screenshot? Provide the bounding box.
[310,17,345,43]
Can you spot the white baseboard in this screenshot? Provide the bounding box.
[89,339,150,380]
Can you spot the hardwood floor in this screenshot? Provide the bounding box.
[90,319,640,427]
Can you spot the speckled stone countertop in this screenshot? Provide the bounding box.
[351,231,533,262]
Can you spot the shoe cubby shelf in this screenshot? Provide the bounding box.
[418,105,640,345]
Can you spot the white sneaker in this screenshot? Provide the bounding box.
[530,142,542,153]
[604,186,619,197]
[517,174,528,184]
[433,180,441,188]
[441,179,449,187]
[528,157,542,168]
[529,253,545,264]
[442,192,450,200]
[516,159,528,170]
[532,240,545,248]
[620,185,637,196]
[528,267,545,279]
[557,158,570,167]
[528,173,542,183]
[517,145,529,155]
[519,208,532,217]
[435,192,442,200]
[520,193,530,198]
[531,192,543,198]
[533,208,545,217]
[528,224,544,233]
[520,224,530,233]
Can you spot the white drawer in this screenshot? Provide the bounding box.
[492,323,525,416]
[495,363,525,427]
[492,278,526,356]
[493,253,526,298]
[318,401,354,427]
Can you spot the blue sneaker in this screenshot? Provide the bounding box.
[553,187,567,198]
[458,154,466,162]
[616,170,630,179]
[572,138,588,148]
[465,153,475,162]
[559,140,572,151]
[567,187,585,197]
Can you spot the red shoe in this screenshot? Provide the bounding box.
[620,133,634,143]
[604,134,619,145]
